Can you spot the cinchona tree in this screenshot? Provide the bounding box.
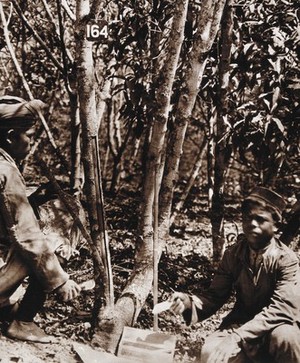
[76,0,227,352]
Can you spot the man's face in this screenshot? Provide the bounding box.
[242,205,275,250]
[8,128,34,161]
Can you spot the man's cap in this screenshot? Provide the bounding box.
[0,95,46,129]
[245,187,286,219]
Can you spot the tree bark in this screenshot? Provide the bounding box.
[141,0,188,254]
[70,94,83,193]
[211,0,234,261]
[92,0,188,352]
[207,112,216,209]
[75,0,114,327]
[160,0,227,238]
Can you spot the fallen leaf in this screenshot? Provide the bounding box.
[80,279,95,291]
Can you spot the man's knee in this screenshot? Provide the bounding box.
[200,334,222,363]
[0,250,28,303]
[269,324,299,347]
[200,340,212,363]
[201,333,248,363]
[268,324,300,363]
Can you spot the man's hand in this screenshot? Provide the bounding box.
[208,334,241,363]
[56,279,81,302]
[170,292,192,314]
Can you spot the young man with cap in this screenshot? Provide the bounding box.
[170,187,300,363]
[0,95,81,343]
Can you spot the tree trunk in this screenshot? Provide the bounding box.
[211,0,234,261]
[141,0,188,254]
[107,89,132,194]
[160,0,227,238]
[70,93,83,193]
[207,113,216,209]
[92,0,188,352]
[171,137,207,225]
[75,0,114,328]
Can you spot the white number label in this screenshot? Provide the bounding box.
[86,21,108,41]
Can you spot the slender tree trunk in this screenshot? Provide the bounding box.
[108,91,123,194]
[211,0,234,261]
[70,94,83,193]
[160,0,227,239]
[92,0,188,352]
[128,137,141,175]
[141,0,188,254]
[207,112,216,209]
[106,98,119,191]
[75,0,114,330]
[171,137,207,225]
[107,90,133,194]
[95,57,116,130]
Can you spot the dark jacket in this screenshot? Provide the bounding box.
[0,148,68,292]
[186,236,300,343]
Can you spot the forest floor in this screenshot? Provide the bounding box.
[0,188,298,362]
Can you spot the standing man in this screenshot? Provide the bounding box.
[0,95,81,343]
[170,187,300,362]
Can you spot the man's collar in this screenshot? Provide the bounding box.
[248,239,275,256]
[0,147,17,166]
[237,236,277,262]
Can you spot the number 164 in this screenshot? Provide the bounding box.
[86,22,108,41]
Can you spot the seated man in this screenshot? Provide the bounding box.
[170,187,300,363]
[0,95,81,343]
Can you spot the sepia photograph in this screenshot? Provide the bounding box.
[0,0,299,362]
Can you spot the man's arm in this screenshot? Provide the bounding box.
[0,162,68,292]
[171,247,235,324]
